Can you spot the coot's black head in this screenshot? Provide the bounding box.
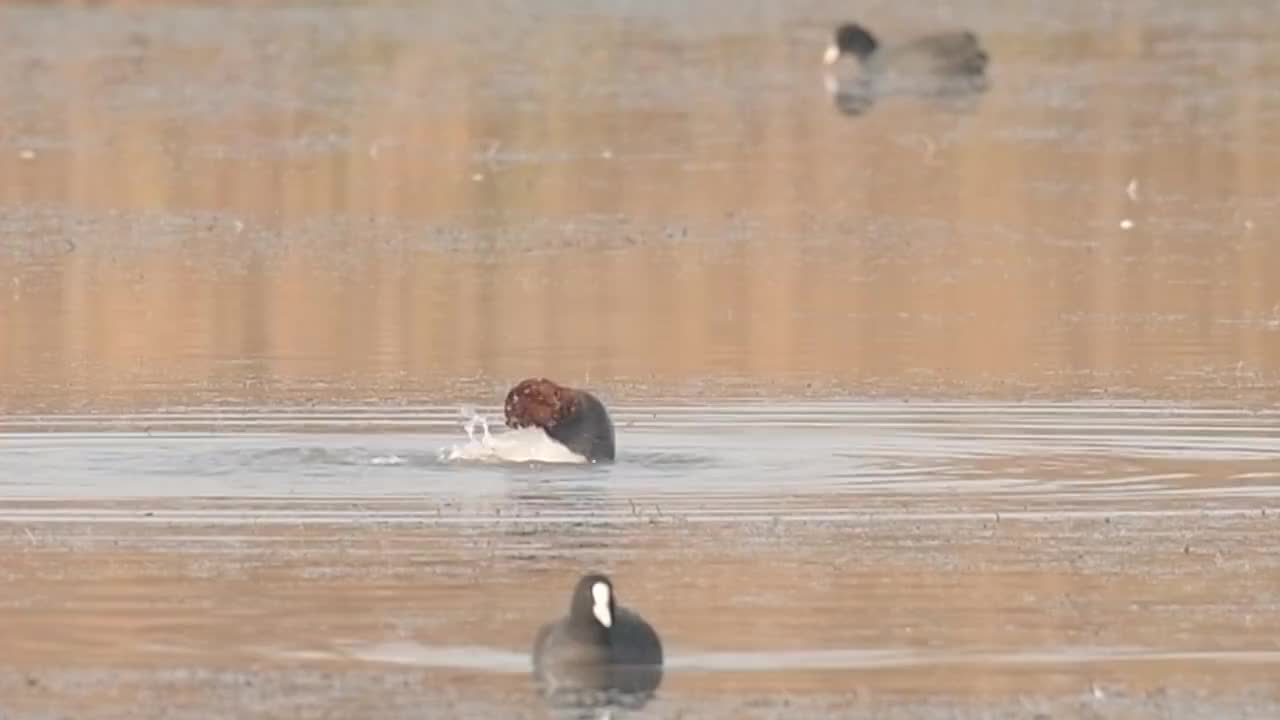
[570,573,616,631]
[825,23,878,64]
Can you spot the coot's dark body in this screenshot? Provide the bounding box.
[825,22,989,77]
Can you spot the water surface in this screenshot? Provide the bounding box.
[4,403,1280,718]
[2,0,1280,718]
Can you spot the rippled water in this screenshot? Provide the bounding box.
[3,403,1279,507]
[3,0,1280,717]
[4,404,1280,718]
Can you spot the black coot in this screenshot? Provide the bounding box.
[822,22,989,115]
[532,573,663,710]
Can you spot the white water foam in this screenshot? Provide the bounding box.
[439,410,586,464]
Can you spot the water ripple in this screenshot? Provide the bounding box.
[1,402,1277,508]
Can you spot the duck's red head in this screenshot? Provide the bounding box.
[504,378,580,430]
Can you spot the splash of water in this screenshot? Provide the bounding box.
[439,408,586,464]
